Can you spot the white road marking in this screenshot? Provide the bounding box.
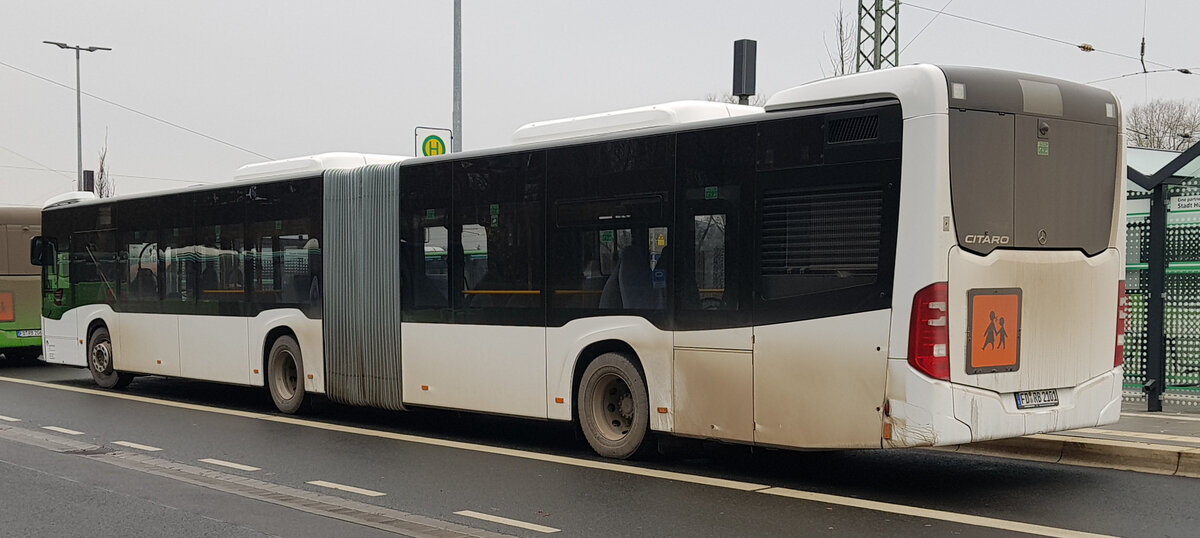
[0,414,20,422]
[306,480,386,497]
[760,487,1113,538]
[455,510,560,534]
[113,440,162,451]
[198,458,261,472]
[1123,412,1200,423]
[0,375,1112,536]
[42,426,84,435]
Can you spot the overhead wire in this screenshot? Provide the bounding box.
[0,144,75,183]
[0,58,273,160]
[0,164,215,185]
[900,0,954,54]
[904,2,1175,70]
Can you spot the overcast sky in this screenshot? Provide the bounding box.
[3,1,1198,206]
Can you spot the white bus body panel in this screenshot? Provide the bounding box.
[402,322,547,419]
[118,313,181,376]
[546,317,673,432]
[178,316,250,385]
[948,247,1121,394]
[888,114,956,356]
[41,308,85,367]
[753,311,891,449]
[671,326,754,441]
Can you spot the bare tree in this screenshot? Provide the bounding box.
[95,130,115,198]
[1127,99,1200,151]
[821,5,856,77]
[704,92,768,107]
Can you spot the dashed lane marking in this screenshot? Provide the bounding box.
[454,510,560,534]
[307,480,387,497]
[0,375,1115,537]
[41,426,84,436]
[0,414,20,422]
[198,458,261,472]
[760,487,1113,538]
[113,440,162,452]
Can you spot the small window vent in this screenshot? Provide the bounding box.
[827,115,879,144]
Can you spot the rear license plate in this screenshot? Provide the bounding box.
[16,330,41,338]
[1015,389,1059,409]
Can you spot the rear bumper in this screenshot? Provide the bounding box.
[950,367,1122,443]
[885,359,1122,447]
[0,328,42,351]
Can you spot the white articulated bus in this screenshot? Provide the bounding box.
[33,65,1126,458]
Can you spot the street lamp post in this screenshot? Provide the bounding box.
[43,40,111,191]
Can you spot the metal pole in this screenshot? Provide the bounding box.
[75,48,83,191]
[452,0,462,153]
[1146,183,1168,411]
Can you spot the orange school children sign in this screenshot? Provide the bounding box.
[966,288,1021,374]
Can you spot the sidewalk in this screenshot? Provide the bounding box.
[941,401,1200,477]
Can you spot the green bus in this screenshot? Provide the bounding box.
[0,206,42,361]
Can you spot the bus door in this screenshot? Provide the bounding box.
[670,126,755,443]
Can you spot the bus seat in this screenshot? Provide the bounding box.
[598,255,623,309]
[618,246,654,309]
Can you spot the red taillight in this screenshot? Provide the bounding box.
[1115,280,1128,368]
[909,282,950,381]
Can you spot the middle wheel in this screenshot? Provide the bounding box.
[577,352,650,459]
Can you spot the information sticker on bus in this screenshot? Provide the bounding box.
[1015,389,1059,409]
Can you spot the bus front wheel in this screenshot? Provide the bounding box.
[577,352,651,459]
[267,335,308,414]
[88,327,132,389]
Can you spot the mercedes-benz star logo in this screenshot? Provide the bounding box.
[1038,229,1048,245]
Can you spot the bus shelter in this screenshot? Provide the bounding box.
[1125,144,1200,410]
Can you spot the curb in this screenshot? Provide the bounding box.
[935,434,1200,478]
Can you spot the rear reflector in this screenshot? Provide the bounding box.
[1116,280,1128,368]
[909,282,950,381]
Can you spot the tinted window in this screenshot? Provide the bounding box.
[453,153,545,324]
[195,187,247,313]
[547,135,674,326]
[674,125,754,329]
[248,178,323,317]
[117,198,161,310]
[400,163,452,321]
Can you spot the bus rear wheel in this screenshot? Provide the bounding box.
[88,327,132,389]
[577,352,651,459]
[267,335,308,414]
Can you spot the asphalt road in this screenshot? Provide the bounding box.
[1,360,1196,537]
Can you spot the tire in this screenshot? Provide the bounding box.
[88,327,133,389]
[577,352,652,459]
[267,335,308,414]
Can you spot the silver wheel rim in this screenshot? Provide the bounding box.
[589,372,635,442]
[274,350,298,400]
[90,340,111,374]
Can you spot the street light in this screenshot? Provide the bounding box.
[43,40,111,191]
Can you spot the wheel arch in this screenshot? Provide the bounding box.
[261,325,298,383]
